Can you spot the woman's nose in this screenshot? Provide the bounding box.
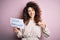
[31,12,33,15]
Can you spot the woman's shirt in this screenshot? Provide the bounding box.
[17,20,50,40]
[23,20,41,38]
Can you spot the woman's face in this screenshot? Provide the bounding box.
[28,7,35,18]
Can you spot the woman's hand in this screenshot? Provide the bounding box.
[38,21,46,30]
[13,27,19,34]
[13,27,23,38]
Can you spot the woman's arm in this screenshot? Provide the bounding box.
[38,21,50,38]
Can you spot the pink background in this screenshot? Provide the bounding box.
[0,0,60,40]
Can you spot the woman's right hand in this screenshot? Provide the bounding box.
[13,27,23,38]
[13,27,19,34]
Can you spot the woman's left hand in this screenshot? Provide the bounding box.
[38,21,46,30]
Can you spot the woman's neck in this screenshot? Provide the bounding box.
[30,18,34,21]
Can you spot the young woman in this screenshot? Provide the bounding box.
[13,1,50,40]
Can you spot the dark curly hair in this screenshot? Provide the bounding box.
[22,1,42,26]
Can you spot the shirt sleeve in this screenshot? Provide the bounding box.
[43,26,50,38]
[17,24,26,38]
[17,30,22,38]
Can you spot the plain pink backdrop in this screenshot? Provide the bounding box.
[0,0,60,40]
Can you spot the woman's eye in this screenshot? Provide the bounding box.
[32,9,34,11]
[28,10,31,12]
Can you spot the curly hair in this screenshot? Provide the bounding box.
[22,1,42,26]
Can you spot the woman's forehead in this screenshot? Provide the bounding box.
[28,7,34,10]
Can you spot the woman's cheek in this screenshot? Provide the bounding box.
[33,11,35,16]
[28,12,31,17]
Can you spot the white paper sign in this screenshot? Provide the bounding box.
[10,17,24,29]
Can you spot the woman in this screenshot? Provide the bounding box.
[13,1,50,40]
